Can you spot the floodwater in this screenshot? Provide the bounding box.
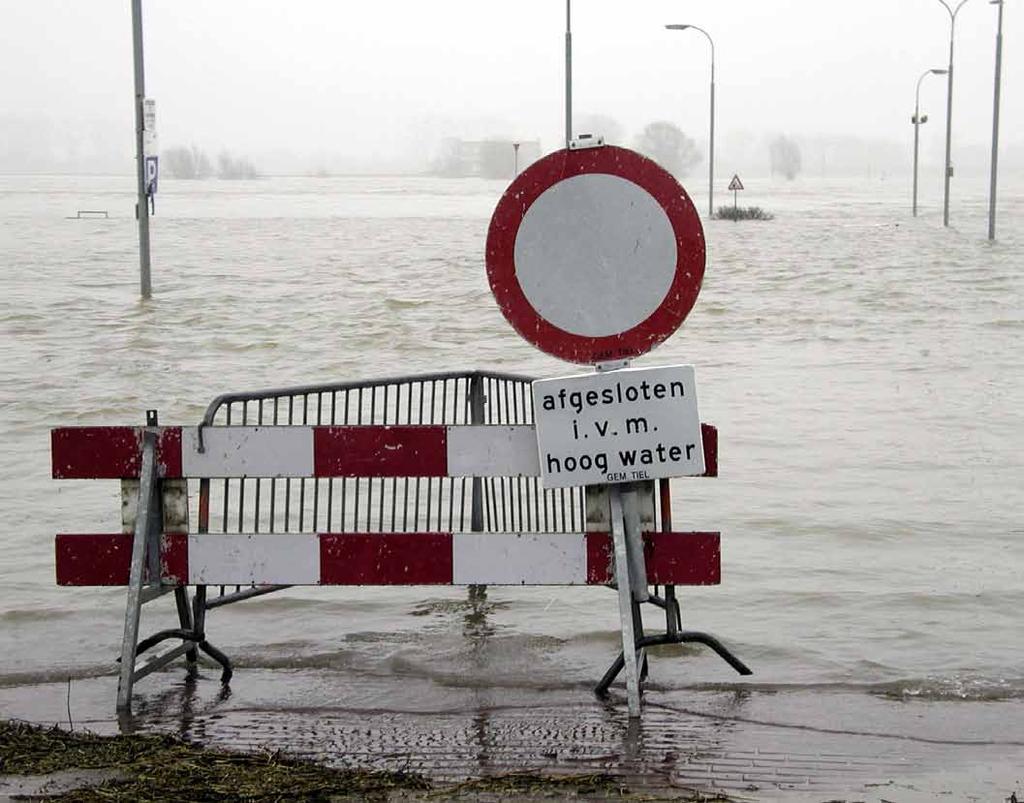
[0,172,1021,799]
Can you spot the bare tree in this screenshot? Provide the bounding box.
[633,122,701,178]
[769,135,802,180]
[217,151,259,180]
[163,145,212,179]
[575,113,627,145]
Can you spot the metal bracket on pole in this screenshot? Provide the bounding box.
[609,485,642,718]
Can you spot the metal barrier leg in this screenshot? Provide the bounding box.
[622,487,649,685]
[117,431,158,712]
[596,476,749,700]
[192,585,232,683]
[174,586,198,671]
[633,599,649,683]
[595,631,752,698]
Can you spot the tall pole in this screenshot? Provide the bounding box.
[988,0,1004,241]
[913,91,922,217]
[565,0,572,148]
[708,49,715,219]
[938,0,970,228]
[913,68,947,217]
[131,0,151,298]
[665,24,715,219]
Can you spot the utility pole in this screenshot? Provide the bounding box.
[131,0,152,298]
[988,0,1004,241]
[565,0,572,148]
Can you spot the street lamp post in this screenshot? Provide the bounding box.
[936,0,971,228]
[665,24,715,220]
[913,68,947,217]
[988,0,1005,241]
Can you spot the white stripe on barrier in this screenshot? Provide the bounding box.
[447,426,539,477]
[182,427,314,478]
[188,533,320,585]
[452,533,587,585]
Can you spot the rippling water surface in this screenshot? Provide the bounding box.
[0,172,1021,715]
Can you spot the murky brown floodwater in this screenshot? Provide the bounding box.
[1,172,1021,799]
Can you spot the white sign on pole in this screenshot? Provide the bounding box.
[532,365,704,489]
[143,98,158,156]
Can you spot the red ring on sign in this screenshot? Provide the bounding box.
[485,145,705,365]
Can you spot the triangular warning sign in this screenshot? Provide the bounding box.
[728,174,744,191]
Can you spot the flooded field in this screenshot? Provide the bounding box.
[0,171,1021,799]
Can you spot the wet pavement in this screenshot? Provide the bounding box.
[1,666,1020,801]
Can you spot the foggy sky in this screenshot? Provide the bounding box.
[1,1,1020,172]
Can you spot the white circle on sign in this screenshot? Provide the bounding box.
[512,173,677,338]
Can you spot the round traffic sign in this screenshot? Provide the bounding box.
[485,145,705,365]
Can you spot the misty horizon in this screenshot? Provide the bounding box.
[2,1,1020,180]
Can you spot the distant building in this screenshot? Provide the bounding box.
[434,138,541,179]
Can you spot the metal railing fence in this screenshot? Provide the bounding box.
[193,370,592,539]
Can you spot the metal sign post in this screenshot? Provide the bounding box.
[728,174,744,219]
[565,1,572,148]
[131,0,152,299]
[486,142,727,716]
[609,484,641,716]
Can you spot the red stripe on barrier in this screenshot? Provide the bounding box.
[585,531,720,585]
[161,532,188,585]
[55,532,717,586]
[320,532,453,584]
[55,533,133,585]
[585,532,615,585]
[157,428,183,479]
[51,427,182,479]
[55,533,189,585]
[701,424,718,478]
[52,428,139,479]
[313,426,447,477]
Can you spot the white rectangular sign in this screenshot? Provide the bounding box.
[532,365,704,489]
[143,98,158,156]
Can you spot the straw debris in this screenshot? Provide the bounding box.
[1,721,737,801]
[1,720,428,801]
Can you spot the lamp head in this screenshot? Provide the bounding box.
[665,24,691,30]
[931,68,949,75]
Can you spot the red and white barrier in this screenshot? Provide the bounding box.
[55,531,720,587]
[51,423,721,589]
[51,424,717,479]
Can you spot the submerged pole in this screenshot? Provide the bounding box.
[131,0,152,298]
[988,0,1004,241]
